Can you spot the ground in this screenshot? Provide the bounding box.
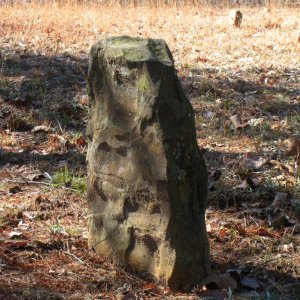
[0,2,300,299]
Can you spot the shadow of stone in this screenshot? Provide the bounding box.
[0,51,88,131]
[0,149,86,173]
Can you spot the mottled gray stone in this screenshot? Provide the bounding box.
[86,36,210,291]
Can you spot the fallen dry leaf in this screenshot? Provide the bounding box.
[219,228,229,237]
[8,231,23,238]
[235,225,280,238]
[253,227,280,238]
[24,171,45,181]
[142,283,161,296]
[230,114,248,129]
[240,153,269,171]
[31,125,51,133]
[0,239,28,249]
[248,118,264,127]
[279,243,294,253]
[75,136,87,147]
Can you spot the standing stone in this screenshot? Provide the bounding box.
[86,36,210,291]
[228,9,243,28]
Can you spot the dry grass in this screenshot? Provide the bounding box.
[1,2,299,70]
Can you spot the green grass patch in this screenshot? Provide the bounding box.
[51,166,87,195]
[198,92,216,102]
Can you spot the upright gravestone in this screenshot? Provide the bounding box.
[86,36,210,291]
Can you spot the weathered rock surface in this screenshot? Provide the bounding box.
[86,36,210,291]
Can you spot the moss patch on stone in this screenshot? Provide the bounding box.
[103,36,173,66]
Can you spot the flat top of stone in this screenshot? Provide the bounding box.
[98,36,174,66]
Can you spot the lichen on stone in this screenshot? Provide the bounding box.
[87,36,210,291]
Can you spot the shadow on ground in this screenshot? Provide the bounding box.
[0,149,86,171]
[0,51,88,132]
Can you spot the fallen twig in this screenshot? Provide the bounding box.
[4,179,83,193]
[64,251,85,265]
[5,179,51,186]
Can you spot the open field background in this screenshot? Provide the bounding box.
[0,1,300,299]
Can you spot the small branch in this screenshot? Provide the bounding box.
[88,237,109,253]
[64,251,85,264]
[88,225,119,252]
[56,119,64,134]
[5,179,51,186]
[4,179,84,194]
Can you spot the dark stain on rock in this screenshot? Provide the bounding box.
[98,142,111,152]
[142,234,158,254]
[115,146,127,157]
[93,180,108,202]
[150,204,161,214]
[124,195,140,213]
[115,134,128,142]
